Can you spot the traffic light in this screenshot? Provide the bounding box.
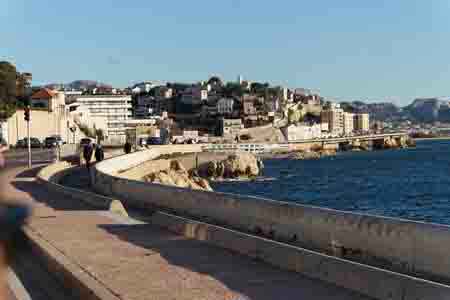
[24,106,30,122]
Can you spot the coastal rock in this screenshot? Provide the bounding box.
[294,149,336,160]
[319,149,337,157]
[206,160,217,177]
[199,152,263,179]
[384,138,398,149]
[406,137,416,147]
[295,151,321,160]
[223,152,260,178]
[170,160,186,172]
[360,141,370,151]
[145,160,212,191]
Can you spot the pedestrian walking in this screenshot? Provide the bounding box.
[95,143,104,162]
[83,141,94,171]
[124,141,132,154]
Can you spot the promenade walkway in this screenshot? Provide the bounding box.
[0,165,370,300]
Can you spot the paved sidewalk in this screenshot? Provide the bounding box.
[0,166,370,300]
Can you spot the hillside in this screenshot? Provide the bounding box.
[339,101,403,121]
[44,80,112,90]
[404,98,450,123]
[340,98,450,123]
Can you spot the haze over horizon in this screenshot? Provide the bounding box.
[2,0,450,105]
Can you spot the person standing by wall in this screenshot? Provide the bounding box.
[95,143,104,162]
[124,141,132,154]
[83,141,94,171]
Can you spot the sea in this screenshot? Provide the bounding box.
[212,140,450,225]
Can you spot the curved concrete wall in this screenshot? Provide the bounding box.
[37,159,450,300]
[93,145,450,285]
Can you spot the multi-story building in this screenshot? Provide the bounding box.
[242,95,258,115]
[354,113,370,133]
[1,88,73,145]
[281,123,322,141]
[321,103,344,136]
[217,98,234,115]
[219,118,242,137]
[16,72,32,98]
[31,88,65,112]
[74,95,132,143]
[343,112,354,135]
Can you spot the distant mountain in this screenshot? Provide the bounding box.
[43,80,112,90]
[340,98,450,123]
[404,98,450,123]
[339,101,403,121]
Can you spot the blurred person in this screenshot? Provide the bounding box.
[123,141,132,154]
[0,151,29,299]
[83,141,94,171]
[95,143,104,162]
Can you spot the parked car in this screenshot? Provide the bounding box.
[138,137,147,147]
[16,139,26,148]
[18,137,42,148]
[147,137,162,145]
[30,138,42,148]
[44,136,58,148]
[51,135,65,146]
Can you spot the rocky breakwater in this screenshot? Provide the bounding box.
[198,152,264,180]
[383,136,416,149]
[143,160,213,191]
[293,149,337,160]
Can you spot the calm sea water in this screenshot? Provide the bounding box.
[212,140,450,225]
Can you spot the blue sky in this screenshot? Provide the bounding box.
[2,0,450,105]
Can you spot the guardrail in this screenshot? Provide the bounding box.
[288,132,408,144]
[202,143,268,153]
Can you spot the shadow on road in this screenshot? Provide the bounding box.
[99,223,366,300]
[15,166,45,178]
[12,180,96,211]
[11,167,96,211]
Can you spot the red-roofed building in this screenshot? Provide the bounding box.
[31,88,65,112]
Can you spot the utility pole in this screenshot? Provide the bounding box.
[24,106,31,168]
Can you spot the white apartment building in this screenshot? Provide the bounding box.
[282,124,322,141]
[74,95,132,143]
[354,113,370,132]
[343,112,354,135]
[321,103,344,136]
[217,98,234,115]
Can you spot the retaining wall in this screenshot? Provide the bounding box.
[93,145,450,287]
[37,157,450,299]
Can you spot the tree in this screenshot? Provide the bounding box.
[223,82,244,97]
[288,108,301,124]
[79,124,96,138]
[95,128,105,143]
[250,82,269,96]
[0,61,17,119]
[207,76,223,87]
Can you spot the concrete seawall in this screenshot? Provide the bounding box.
[34,158,450,299]
[93,145,450,287]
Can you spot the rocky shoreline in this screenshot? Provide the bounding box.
[142,137,416,190]
[143,152,264,191]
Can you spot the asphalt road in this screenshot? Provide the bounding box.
[1,149,76,300]
[3,149,55,165]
